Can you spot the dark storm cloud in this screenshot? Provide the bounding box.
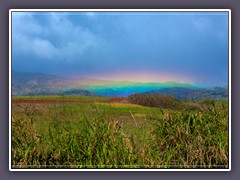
[12,11,229,86]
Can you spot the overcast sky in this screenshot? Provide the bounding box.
[12,11,229,87]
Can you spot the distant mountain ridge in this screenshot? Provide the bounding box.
[11,71,228,100]
[143,86,228,101]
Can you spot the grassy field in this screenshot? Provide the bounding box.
[11,95,229,169]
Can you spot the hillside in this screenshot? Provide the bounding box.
[144,87,228,101]
[12,71,110,96]
[128,94,183,110]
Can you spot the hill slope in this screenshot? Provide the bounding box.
[144,87,228,101]
[128,94,182,110]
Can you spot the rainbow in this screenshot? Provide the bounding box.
[85,71,196,85]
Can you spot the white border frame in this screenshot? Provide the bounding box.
[9,9,231,172]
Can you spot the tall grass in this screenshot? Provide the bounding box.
[11,96,228,168]
[150,100,228,168]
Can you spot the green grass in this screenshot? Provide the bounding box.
[11,96,229,168]
[12,95,110,101]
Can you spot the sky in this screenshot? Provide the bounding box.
[12,11,229,87]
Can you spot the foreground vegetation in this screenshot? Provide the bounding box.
[11,95,229,168]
